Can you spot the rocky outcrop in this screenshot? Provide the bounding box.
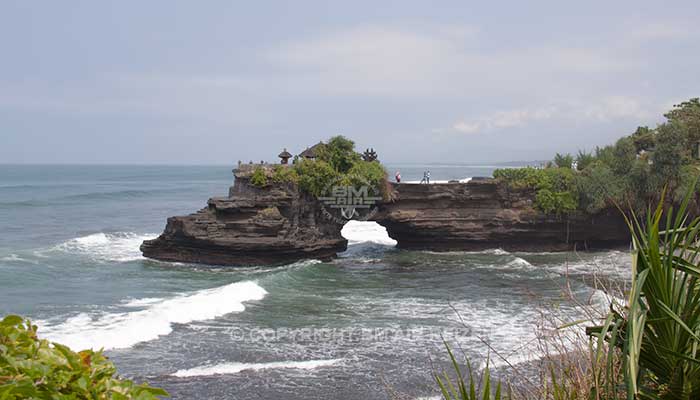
[142,172,631,266]
[372,179,630,251]
[140,167,347,266]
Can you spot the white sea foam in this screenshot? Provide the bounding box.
[342,220,397,246]
[39,280,267,350]
[51,232,157,262]
[549,251,632,281]
[172,358,342,377]
[0,253,33,263]
[120,297,164,307]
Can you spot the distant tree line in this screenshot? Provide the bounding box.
[494,98,700,215]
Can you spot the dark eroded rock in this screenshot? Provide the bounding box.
[140,169,347,266]
[372,180,629,251]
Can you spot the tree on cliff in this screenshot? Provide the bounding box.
[317,136,362,174]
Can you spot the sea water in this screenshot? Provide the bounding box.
[0,164,630,399]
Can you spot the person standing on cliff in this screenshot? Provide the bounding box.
[426,170,431,184]
[395,171,401,183]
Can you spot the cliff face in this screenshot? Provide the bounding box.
[140,170,347,266]
[373,179,630,251]
[142,173,631,266]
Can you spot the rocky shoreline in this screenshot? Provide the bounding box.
[141,169,631,266]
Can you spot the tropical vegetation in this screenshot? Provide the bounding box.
[251,135,388,198]
[0,315,167,399]
[493,98,700,215]
[433,187,700,399]
[587,188,700,399]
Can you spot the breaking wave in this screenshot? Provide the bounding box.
[39,280,267,350]
[172,358,342,377]
[49,232,157,262]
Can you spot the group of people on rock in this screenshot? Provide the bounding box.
[393,170,431,184]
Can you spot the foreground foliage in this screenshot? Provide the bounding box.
[588,189,700,399]
[431,188,700,400]
[0,315,168,399]
[434,343,509,400]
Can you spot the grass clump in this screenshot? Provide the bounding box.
[0,315,168,399]
[271,165,299,184]
[434,342,509,400]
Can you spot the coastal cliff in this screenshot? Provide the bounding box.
[142,172,630,266]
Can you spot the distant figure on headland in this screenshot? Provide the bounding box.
[420,170,431,184]
[395,171,401,183]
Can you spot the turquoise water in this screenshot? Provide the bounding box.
[0,165,629,399]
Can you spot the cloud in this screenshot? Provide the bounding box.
[446,96,665,135]
[449,106,558,134]
[626,22,696,41]
[580,96,653,121]
[451,121,481,134]
[267,25,475,96]
[266,24,631,98]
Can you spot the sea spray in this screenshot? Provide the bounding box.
[341,220,397,246]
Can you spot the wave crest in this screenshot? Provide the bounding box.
[39,280,267,350]
[50,232,157,262]
[172,358,342,377]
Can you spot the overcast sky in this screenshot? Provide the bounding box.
[1,1,699,164]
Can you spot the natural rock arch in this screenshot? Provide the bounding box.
[142,171,630,266]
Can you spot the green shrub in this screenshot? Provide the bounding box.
[0,315,167,399]
[250,166,269,187]
[293,159,339,196]
[493,167,542,190]
[271,165,299,184]
[343,160,386,196]
[494,167,578,214]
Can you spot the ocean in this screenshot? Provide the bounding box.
[0,164,630,399]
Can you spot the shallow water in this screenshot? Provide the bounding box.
[0,165,630,399]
